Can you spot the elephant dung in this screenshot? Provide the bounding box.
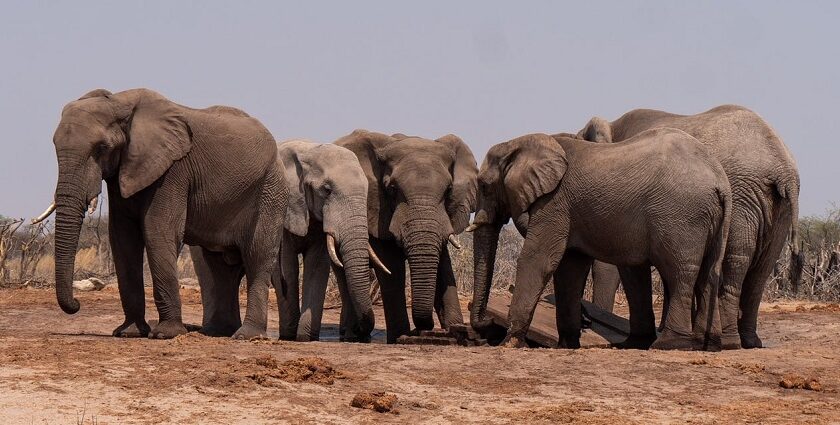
[350,391,398,413]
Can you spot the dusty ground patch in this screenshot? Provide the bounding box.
[0,288,838,424]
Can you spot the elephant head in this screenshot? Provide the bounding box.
[467,134,567,331]
[576,116,613,143]
[336,130,477,330]
[278,140,387,336]
[35,88,191,314]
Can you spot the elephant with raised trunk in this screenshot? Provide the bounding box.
[336,130,478,343]
[273,140,390,342]
[578,105,800,349]
[470,130,732,351]
[35,88,286,339]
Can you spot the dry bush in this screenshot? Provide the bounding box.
[5,204,839,304]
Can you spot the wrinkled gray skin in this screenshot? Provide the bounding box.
[470,130,732,351]
[578,105,800,349]
[273,141,375,342]
[45,88,286,339]
[336,130,478,343]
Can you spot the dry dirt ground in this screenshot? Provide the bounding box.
[0,286,838,424]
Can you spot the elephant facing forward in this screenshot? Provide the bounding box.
[273,140,390,342]
[470,129,732,351]
[578,105,800,348]
[336,130,478,343]
[36,88,286,339]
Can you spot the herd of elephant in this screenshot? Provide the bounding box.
[33,88,800,351]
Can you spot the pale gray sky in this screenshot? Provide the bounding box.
[1,2,837,218]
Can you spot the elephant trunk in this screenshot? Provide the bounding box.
[53,177,89,315]
[470,223,500,332]
[404,220,443,331]
[338,222,375,337]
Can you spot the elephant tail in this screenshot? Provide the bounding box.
[710,185,733,284]
[774,177,800,256]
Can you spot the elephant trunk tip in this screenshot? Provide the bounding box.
[58,296,81,315]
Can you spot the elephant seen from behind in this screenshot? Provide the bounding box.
[470,129,732,351]
[578,105,800,348]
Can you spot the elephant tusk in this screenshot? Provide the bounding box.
[31,202,56,224]
[368,243,391,275]
[448,234,462,249]
[326,234,344,269]
[88,197,98,215]
[465,222,485,232]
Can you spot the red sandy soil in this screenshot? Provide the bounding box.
[0,286,838,424]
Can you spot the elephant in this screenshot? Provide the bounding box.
[335,130,478,343]
[34,88,287,339]
[577,105,800,348]
[469,129,732,351]
[272,140,390,342]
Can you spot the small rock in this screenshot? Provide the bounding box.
[72,277,106,291]
[350,391,398,413]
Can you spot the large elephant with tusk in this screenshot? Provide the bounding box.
[335,130,478,343]
[35,88,286,340]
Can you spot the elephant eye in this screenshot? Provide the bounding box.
[92,141,108,157]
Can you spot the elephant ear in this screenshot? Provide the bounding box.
[119,96,192,198]
[500,134,567,218]
[436,134,478,234]
[277,142,310,237]
[578,116,613,143]
[334,130,393,239]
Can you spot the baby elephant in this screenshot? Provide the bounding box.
[470,129,731,351]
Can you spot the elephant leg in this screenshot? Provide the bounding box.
[615,265,656,349]
[297,240,331,342]
[651,260,702,351]
[193,247,243,337]
[505,220,567,347]
[434,246,464,330]
[691,252,724,352]
[371,239,409,344]
[739,205,793,349]
[591,261,620,313]
[145,236,188,339]
[109,211,149,338]
[552,251,593,349]
[719,211,757,349]
[233,185,283,340]
[275,238,300,341]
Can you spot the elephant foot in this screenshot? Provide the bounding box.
[232,324,267,340]
[199,322,241,337]
[720,333,742,350]
[558,330,581,349]
[615,334,657,350]
[500,333,528,348]
[296,334,320,342]
[650,329,695,351]
[112,319,151,338]
[278,333,297,341]
[340,334,372,343]
[740,332,763,349]
[693,333,722,352]
[148,320,188,339]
